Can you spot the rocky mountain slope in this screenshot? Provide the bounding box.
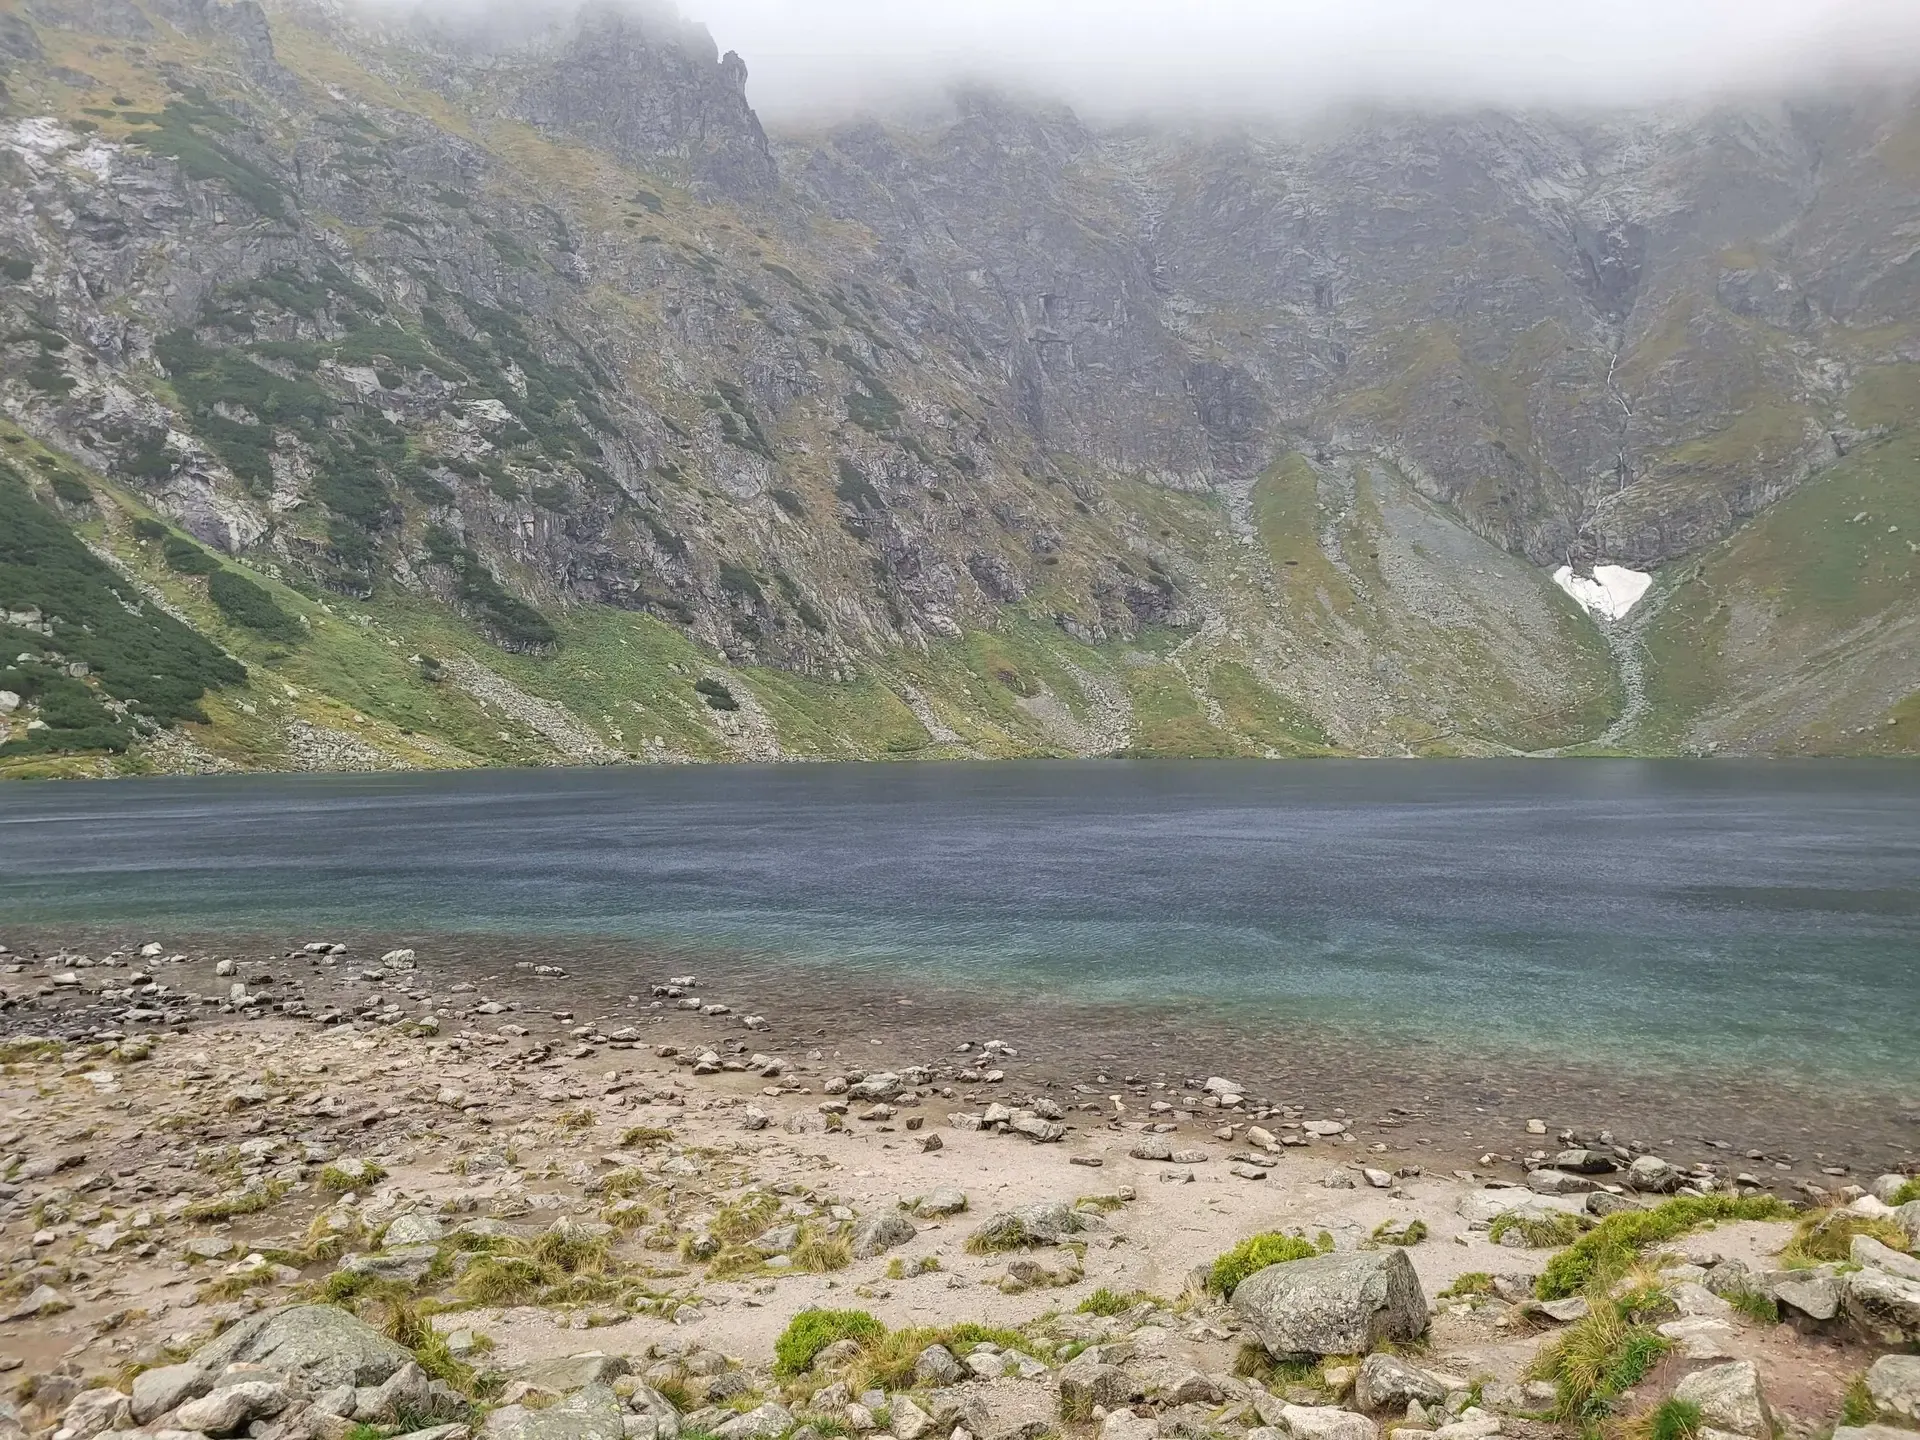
[1,0,1916,775]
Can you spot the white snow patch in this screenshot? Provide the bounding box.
[1553,563,1653,621]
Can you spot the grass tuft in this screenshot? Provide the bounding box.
[1489,1210,1584,1249]
[1206,1231,1324,1297]
[774,1309,884,1376]
[618,1126,674,1149]
[1528,1298,1670,1421]
[1536,1194,1792,1300]
[1780,1206,1912,1268]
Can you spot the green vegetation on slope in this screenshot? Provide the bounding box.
[0,462,246,757]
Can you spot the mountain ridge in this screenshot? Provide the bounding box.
[1,0,1915,775]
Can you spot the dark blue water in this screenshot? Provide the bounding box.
[2,760,1916,1089]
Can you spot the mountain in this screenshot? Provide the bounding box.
[2,0,1916,776]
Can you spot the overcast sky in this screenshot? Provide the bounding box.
[664,0,1920,122]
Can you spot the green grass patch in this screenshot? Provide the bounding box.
[317,1161,388,1193]
[1537,1194,1792,1300]
[209,567,303,643]
[774,1308,885,1375]
[1206,1231,1325,1297]
[1780,1206,1912,1268]
[618,1126,674,1149]
[1490,1210,1586,1249]
[0,464,245,751]
[1438,1272,1494,1298]
[1529,1294,1671,1421]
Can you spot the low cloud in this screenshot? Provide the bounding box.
[678,0,1920,122]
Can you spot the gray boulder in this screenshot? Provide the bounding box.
[482,1385,626,1440]
[60,1388,131,1440]
[1626,1155,1682,1193]
[1353,1353,1445,1413]
[1834,1428,1920,1440]
[1867,1354,1920,1421]
[1853,1234,1920,1282]
[1230,1250,1428,1358]
[1275,1405,1376,1440]
[132,1365,208,1426]
[173,1380,292,1437]
[1845,1265,1920,1344]
[912,1346,962,1388]
[188,1304,415,1391]
[714,1403,794,1440]
[850,1212,917,1259]
[1057,1354,1136,1418]
[1768,1267,1843,1321]
[1672,1361,1770,1438]
[967,1201,1086,1251]
[512,1354,632,1393]
[1896,1200,1920,1246]
[909,1187,967,1218]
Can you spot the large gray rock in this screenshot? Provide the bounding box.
[1896,1201,1920,1246]
[1057,1353,1136,1418]
[1353,1353,1446,1413]
[1276,1405,1377,1440]
[1672,1361,1770,1438]
[1867,1354,1920,1421]
[61,1388,132,1440]
[512,1354,632,1393]
[909,1187,967,1218]
[714,1403,794,1440]
[188,1305,415,1391]
[967,1201,1086,1251]
[173,1380,293,1437]
[912,1346,962,1388]
[132,1365,209,1426]
[1768,1267,1843,1321]
[850,1212,917,1259]
[1845,1265,1920,1344]
[1853,1234,1920,1282]
[1231,1250,1428,1358]
[482,1385,626,1440]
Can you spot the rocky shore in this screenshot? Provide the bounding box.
[0,934,1914,1440]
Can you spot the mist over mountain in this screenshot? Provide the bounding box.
[1,0,1917,775]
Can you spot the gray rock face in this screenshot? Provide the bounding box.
[1230,1250,1429,1358]
[187,1304,415,1391]
[482,1385,626,1440]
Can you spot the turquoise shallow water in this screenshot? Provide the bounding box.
[2,759,1917,1091]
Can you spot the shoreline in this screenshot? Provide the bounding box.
[5,924,1917,1182]
[0,926,1909,1440]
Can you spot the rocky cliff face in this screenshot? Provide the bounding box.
[1,0,1915,772]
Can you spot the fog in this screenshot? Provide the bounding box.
[372,0,1920,123]
[691,0,1920,122]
